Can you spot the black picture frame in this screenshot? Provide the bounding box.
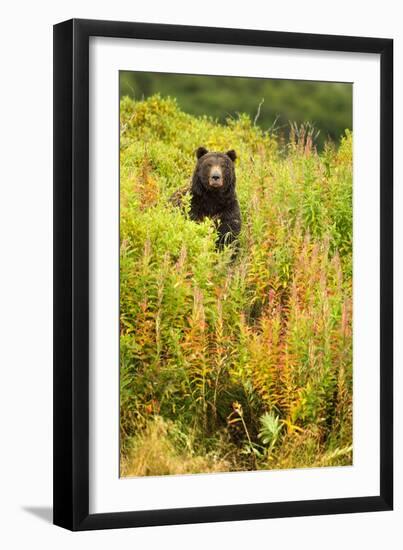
[53,18,393,531]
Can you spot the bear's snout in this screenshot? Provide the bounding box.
[209,166,223,187]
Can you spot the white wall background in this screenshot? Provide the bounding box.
[0,1,400,547]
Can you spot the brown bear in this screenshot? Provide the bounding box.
[177,146,241,252]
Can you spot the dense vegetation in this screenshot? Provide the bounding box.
[120,72,352,150]
[120,95,353,477]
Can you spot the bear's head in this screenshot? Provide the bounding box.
[192,147,237,195]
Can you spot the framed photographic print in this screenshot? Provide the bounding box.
[53,19,393,530]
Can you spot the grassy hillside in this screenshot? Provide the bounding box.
[120,72,352,150]
[120,95,353,476]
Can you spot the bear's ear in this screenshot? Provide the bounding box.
[226,149,237,162]
[196,146,208,159]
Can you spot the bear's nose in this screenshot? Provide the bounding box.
[211,173,221,180]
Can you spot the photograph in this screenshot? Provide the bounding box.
[0,0,396,542]
[119,71,353,478]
